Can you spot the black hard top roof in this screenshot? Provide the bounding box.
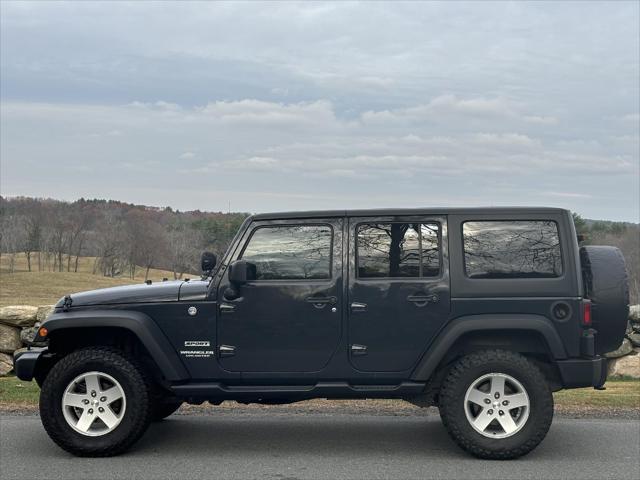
[251,206,569,220]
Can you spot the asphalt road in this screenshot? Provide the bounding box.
[1,413,639,480]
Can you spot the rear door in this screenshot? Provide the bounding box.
[348,216,450,372]
[216,218,343,372]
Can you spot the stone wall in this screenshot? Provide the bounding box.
[606,305,640,378]
[0,305,54,375]
[1,304,639,378]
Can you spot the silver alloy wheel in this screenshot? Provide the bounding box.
[463,372,530,439]
[61,371,127,437]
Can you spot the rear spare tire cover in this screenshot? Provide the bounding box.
[580,246,630,355]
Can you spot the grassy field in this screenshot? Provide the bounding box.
[1,376,638,412]
[0,253,177,307]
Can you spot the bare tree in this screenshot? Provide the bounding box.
[137,219,167,281]
[66,204,91,272]
[47,204,71,272]
[0,214,25,273]
[96,210,124,277]
[167,217,202,279]
[23,212,42,272]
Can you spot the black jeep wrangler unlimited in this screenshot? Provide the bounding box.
[15,207,629,459]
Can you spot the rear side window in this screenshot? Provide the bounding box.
[357,222,440,278]
[463,221,562,279]
[241,225,332,280]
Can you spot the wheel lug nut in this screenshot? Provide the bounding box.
[88,408,94,414]
[487,409,493,415]
[98,407,104,413]
[91,391,96,397]
[502,400,509,406]
[484,399,491,404]
[499,410,504,416]
[494,392,500,399]
[100,396,107,402]
[83,399,90,405]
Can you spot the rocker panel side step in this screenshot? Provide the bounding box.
[170,381,426,400]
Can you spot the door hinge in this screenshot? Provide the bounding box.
[351,344,368,356]
[219,345,236,357]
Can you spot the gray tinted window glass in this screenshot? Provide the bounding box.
[421,223,440,276]
[463,221,562,279]
[357,223,440,278]
[241,225,332,280]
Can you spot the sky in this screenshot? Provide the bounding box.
[1,1,639,221]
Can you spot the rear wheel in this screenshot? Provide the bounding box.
[40,347,152,456]
[438,350,553,459]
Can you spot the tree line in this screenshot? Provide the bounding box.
[0,196,248,280]
[0,198,637,302]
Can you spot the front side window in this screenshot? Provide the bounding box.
[357,222,440,278]
[463,220,562,279]
[240,225,332,280]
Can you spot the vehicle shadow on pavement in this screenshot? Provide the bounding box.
[130,415,626,463]
[135,415,461,457]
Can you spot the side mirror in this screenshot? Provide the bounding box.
[201,251,217,274]
[228,259,256,285]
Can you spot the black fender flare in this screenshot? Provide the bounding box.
[42,309,189,381]
[410,314,567,381]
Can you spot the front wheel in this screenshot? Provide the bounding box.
[438,350,554,459]
[39,347,152,456]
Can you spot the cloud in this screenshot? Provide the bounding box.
[427,94,516,117]
[470,133,540,149]
[3,99,636,185]
[360,95,562,131]
[197,99,336,127]
[543,191,593,199]
[523,115,559,125]
[0,2,638,220]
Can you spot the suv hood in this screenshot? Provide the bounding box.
[55,279,209,308]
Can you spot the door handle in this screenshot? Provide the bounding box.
[219,345,235,357]
[406,294,439,307]
[220,303,235,314]
[350,302,367,313]
[306,296,337,309]
[351,344,368,355]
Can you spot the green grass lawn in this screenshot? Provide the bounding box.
[553,378,640,409]
[0,377,41,407]
[2,376,638,411]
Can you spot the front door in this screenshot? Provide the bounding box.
[348,216,450,372]
[217,218,343,372]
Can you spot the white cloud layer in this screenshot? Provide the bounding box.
[1,2,638,220]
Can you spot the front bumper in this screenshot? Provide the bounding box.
[13,348,48,382]
[556,356,608,389]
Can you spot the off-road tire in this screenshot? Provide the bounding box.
[39,347,153,457]
[152,399,182,421]
[438,350,553,460]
